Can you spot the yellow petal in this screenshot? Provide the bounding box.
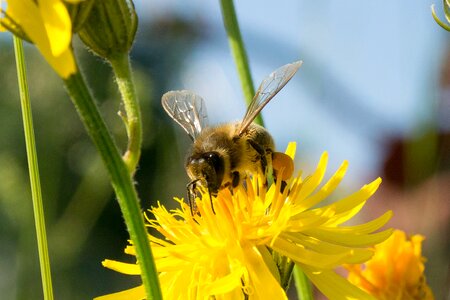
[215,289,245,300]
[299,160,348,210]
[6,0,76,77]
[204,266,244,295]
[301,266,376,300]
[272,238,350,269]
[288,208,334,230]
[242,246,287,300]
[284,142,296,159]
[43,47,76,78]
[94,285,145,300]
[332,210,393,235]
[280,232,371,260]
[335,178,381,213]
[0,0,4,31]
[39,0,72,56]
[320,178,382,226]
[293,152,328,207]
[257,245,280,283]
[303,227,393,247]
[101,259,141,275]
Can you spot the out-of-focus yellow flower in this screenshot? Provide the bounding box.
[347,229,434,300]
[97,143,393,300]
[0,0,77,78]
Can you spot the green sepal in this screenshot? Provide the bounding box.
[66,0,95,33]
[78,0,138,59]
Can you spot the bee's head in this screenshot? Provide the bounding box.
[186,151,224,193]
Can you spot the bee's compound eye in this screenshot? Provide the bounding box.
[204,152,224,182]
[206,152,218,161]
[205,152,222,168]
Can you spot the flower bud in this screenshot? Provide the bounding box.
[66,0,95,33]
[78,0,137,59]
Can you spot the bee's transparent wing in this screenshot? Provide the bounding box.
[238,61,302,135]
[162,90,208,140]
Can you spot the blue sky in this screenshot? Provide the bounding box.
[135,0,448,184]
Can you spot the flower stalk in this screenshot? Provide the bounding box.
[63,68,162,300]
[293,265,313,300]
[109,53,142,173]
[13,36,54,300]
[219,0,263,126]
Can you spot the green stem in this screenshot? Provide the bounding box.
[13,36,54,300]
[293,265,313,300]
[109,53,142,173]
[219,0,263,126]
[64,69,162,300]
[280,257,295,291]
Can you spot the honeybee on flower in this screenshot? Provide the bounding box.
[161,61,301,209]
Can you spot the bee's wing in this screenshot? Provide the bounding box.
[238,61,302,136]
[161,90,208,140]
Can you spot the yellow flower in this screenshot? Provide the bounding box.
[0,0,77,78]
[346,229,434,300]
[97,143,393,300]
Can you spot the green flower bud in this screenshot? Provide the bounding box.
[78,0,138,59]
[66,0,95,33]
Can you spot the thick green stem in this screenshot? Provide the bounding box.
[109,53,142,173]
[219,0,263,126]
[293,265,314,300]
[64,70,162,300]
[13,36,54,300]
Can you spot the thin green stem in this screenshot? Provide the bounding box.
[293,265,313,300]
[280,257,295,291]
[64,68,162,300]
[109,53,142,173]
[13,36,54,300]
[219,0,263,126]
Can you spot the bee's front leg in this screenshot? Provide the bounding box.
[186,179,200,215]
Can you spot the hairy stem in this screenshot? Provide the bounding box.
[109,53,142,173]
[64,69,162,300]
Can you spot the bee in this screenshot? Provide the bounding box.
[162,61,302,210]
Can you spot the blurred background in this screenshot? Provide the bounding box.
[0,0,449,299]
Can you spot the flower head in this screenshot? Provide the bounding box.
[97,143,393,300]
[0,0,77,78]
[346,229,434,300]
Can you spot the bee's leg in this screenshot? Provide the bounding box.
[231,171,240,188]
[280,180,288,193]
[186,180,199,215]
[247,140,268,176]
[272,164,288,193]
[272,152,294,194]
